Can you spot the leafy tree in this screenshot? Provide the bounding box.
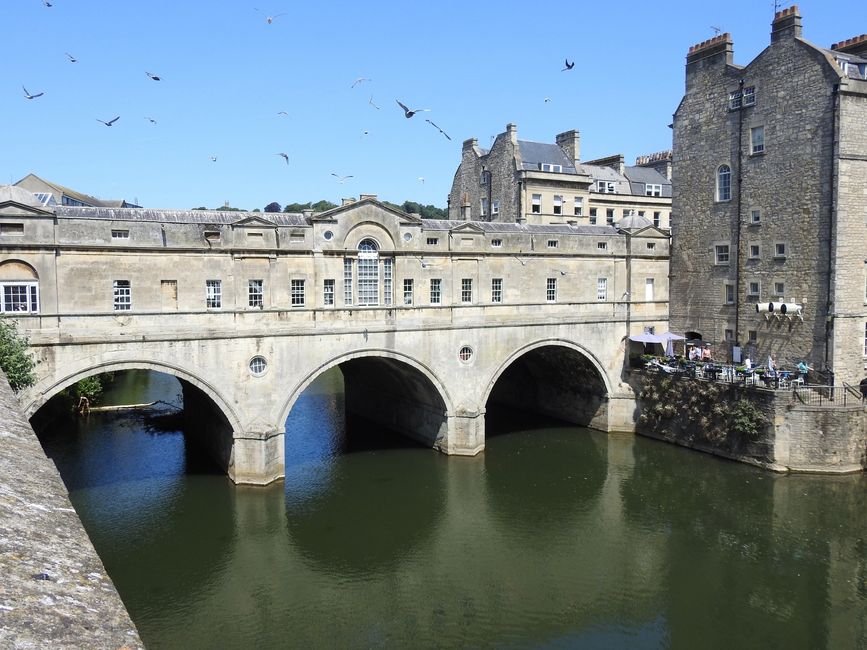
[264,202,281,213]
[216,205,244,212]
[283,200,338,213]
[0,316,36,391]
[191,206,208,211]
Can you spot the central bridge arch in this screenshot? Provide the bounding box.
[279,348,456,454]
[483,339,613,432]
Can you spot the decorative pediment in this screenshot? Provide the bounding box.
[312,198,423,226]
[0,186,54,218]
[230,215,277,228]
[449,222,485,235]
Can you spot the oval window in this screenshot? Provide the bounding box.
[458,346,473,363]
[249,355,268,376]
[323,230,334,241]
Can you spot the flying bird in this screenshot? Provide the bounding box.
[96,116,120,127]
[22,86,44,99]
[425,119,451,141]
[255,9,286,23]
[544,97,551,103]
[396,100,430,118]
[417,177,425,184]
[277,111,289,116]
[331,173,353,184]
[276,152,289,164]
[209,156,218,162]
[145,71,161,81]
[65,53,77,63]
[351,77,371,88]
[368,95,380,110]
[42,0,52,6]
[145,117,157,124]
[361,130,370,137]
[562,59,574,71]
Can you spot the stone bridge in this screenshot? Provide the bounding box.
[1,188,670,484]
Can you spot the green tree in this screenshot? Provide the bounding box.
[264,202,281,213]
[0,316,36,391]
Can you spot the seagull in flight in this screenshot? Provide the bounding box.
[562,58,574,71]
[417,177,425,184]
[22,86,44,99]
[276,152,289,165]
[351,77,371,88]
[544,97,551,103]
[255,9,286,24]
[42,0,52,6]
[331,173,353,184]
[145,117,157,124]
[145,71,161,81]
[277,111,289,116]
[396,100,430,118]
[96,116,120,127]
[425,119,451,141]
[368,95,380,110]
[209,156,218,162]
[65,53,77,63]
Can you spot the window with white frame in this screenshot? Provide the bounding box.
[653,211,661,227]
[113,280,131,311]
[573,196,583,216]
[645,184,662,197]
[248,279,263,308]
[291,279,305,306]
[546,278,557,302]
[606,209,615,225]
[715,244,730,264]
[430,278,441,305]
[403,278,413,305]
[553,195,563,215]
[751,126,765,154]
[480,198,488,217]
[717,165,732,201]
[547,239,558,249]
[749,243,760,259]
[426,237,438,245]
[742,86,756,106]
[774,242,787,258]
[540,163,562,173]
[751,209,761,224]
[492,200,500,216]
[596,277,608,301]
[323,279,335,306]
[747,280,760,297]
[357,238,380,306]
[343,258,353,305]
[597,241,607,250]
[1,282,39,313]
[729,89,743,110]
[491,278,502,303]
[773,281,785,296]
[461,278,473,303]
[111,229,129,240]
[531,194,541,213]
[589,208,597,225]
[206,279,221,309]
[724,282,735,305]
[382,257,393,306]
[491,238,502,248]
[597,180,616,193]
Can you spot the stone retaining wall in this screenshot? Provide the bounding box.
[0,375,142,649]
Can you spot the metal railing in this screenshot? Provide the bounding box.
[791,383,866,407]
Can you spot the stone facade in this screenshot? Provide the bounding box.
[448,123,673,230]
[670,7,867,388]
[0,186,670,484]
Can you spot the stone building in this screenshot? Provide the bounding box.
[670,6,867,386]
[448,123,672,229]
[14,173,140,208]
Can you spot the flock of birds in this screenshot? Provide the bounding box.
[21,2,579,194]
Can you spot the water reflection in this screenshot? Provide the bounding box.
[33,368,867,650]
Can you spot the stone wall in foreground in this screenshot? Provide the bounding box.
[0,375,142,649]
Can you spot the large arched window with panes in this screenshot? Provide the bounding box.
[0,260,40,314]
[350,238,393,307]
[717,164,732,202]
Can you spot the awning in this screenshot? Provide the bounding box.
[628,331,685,344]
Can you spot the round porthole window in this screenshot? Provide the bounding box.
[458,346,474,363]
[323,230,334,241]
[249,355,268,376]
[403,232,413,242]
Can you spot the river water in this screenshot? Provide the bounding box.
[37,370,867,649]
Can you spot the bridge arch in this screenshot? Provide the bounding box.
[24,359,242,434]
[482,338,613,431]
[279,348,455,450]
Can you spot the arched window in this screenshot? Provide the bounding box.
[0,261,39,314]
[357,239,380,306]
[717,165,732,202]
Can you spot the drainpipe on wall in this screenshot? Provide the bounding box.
[824,83,840,383]
[733,79,745,361]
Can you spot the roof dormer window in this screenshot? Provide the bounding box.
[540,163,562,173]
[597,181,616,194]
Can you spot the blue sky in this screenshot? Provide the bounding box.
[3,1,865,211]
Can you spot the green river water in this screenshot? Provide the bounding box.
[36,369,867,649]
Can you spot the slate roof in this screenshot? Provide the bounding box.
[517,140,577,173]
[54,206,310,226]
[623,165,673,198]
[830,51,867,79]
[421,219,618,235]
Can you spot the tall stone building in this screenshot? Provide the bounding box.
[670,6,867,386]
[448,123,672,230]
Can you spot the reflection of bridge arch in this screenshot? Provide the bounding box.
[24,359,242,434]
[279,348,454,432]
[483,339,612,431]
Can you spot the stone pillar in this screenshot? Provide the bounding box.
[606,393,638,433]
[437,410,485,456]
[228,430,284,486]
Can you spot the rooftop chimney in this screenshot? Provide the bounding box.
[686,33,733,67]
[831,33,867,57]
[555,130,581,166]
[462,137,478,152]
[506,123,518,145]
[771,5,802,42]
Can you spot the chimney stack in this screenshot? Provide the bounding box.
[506,123,518,145]
[556,130,581,166]
[831,33,867,58]
[771,5,802,42]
